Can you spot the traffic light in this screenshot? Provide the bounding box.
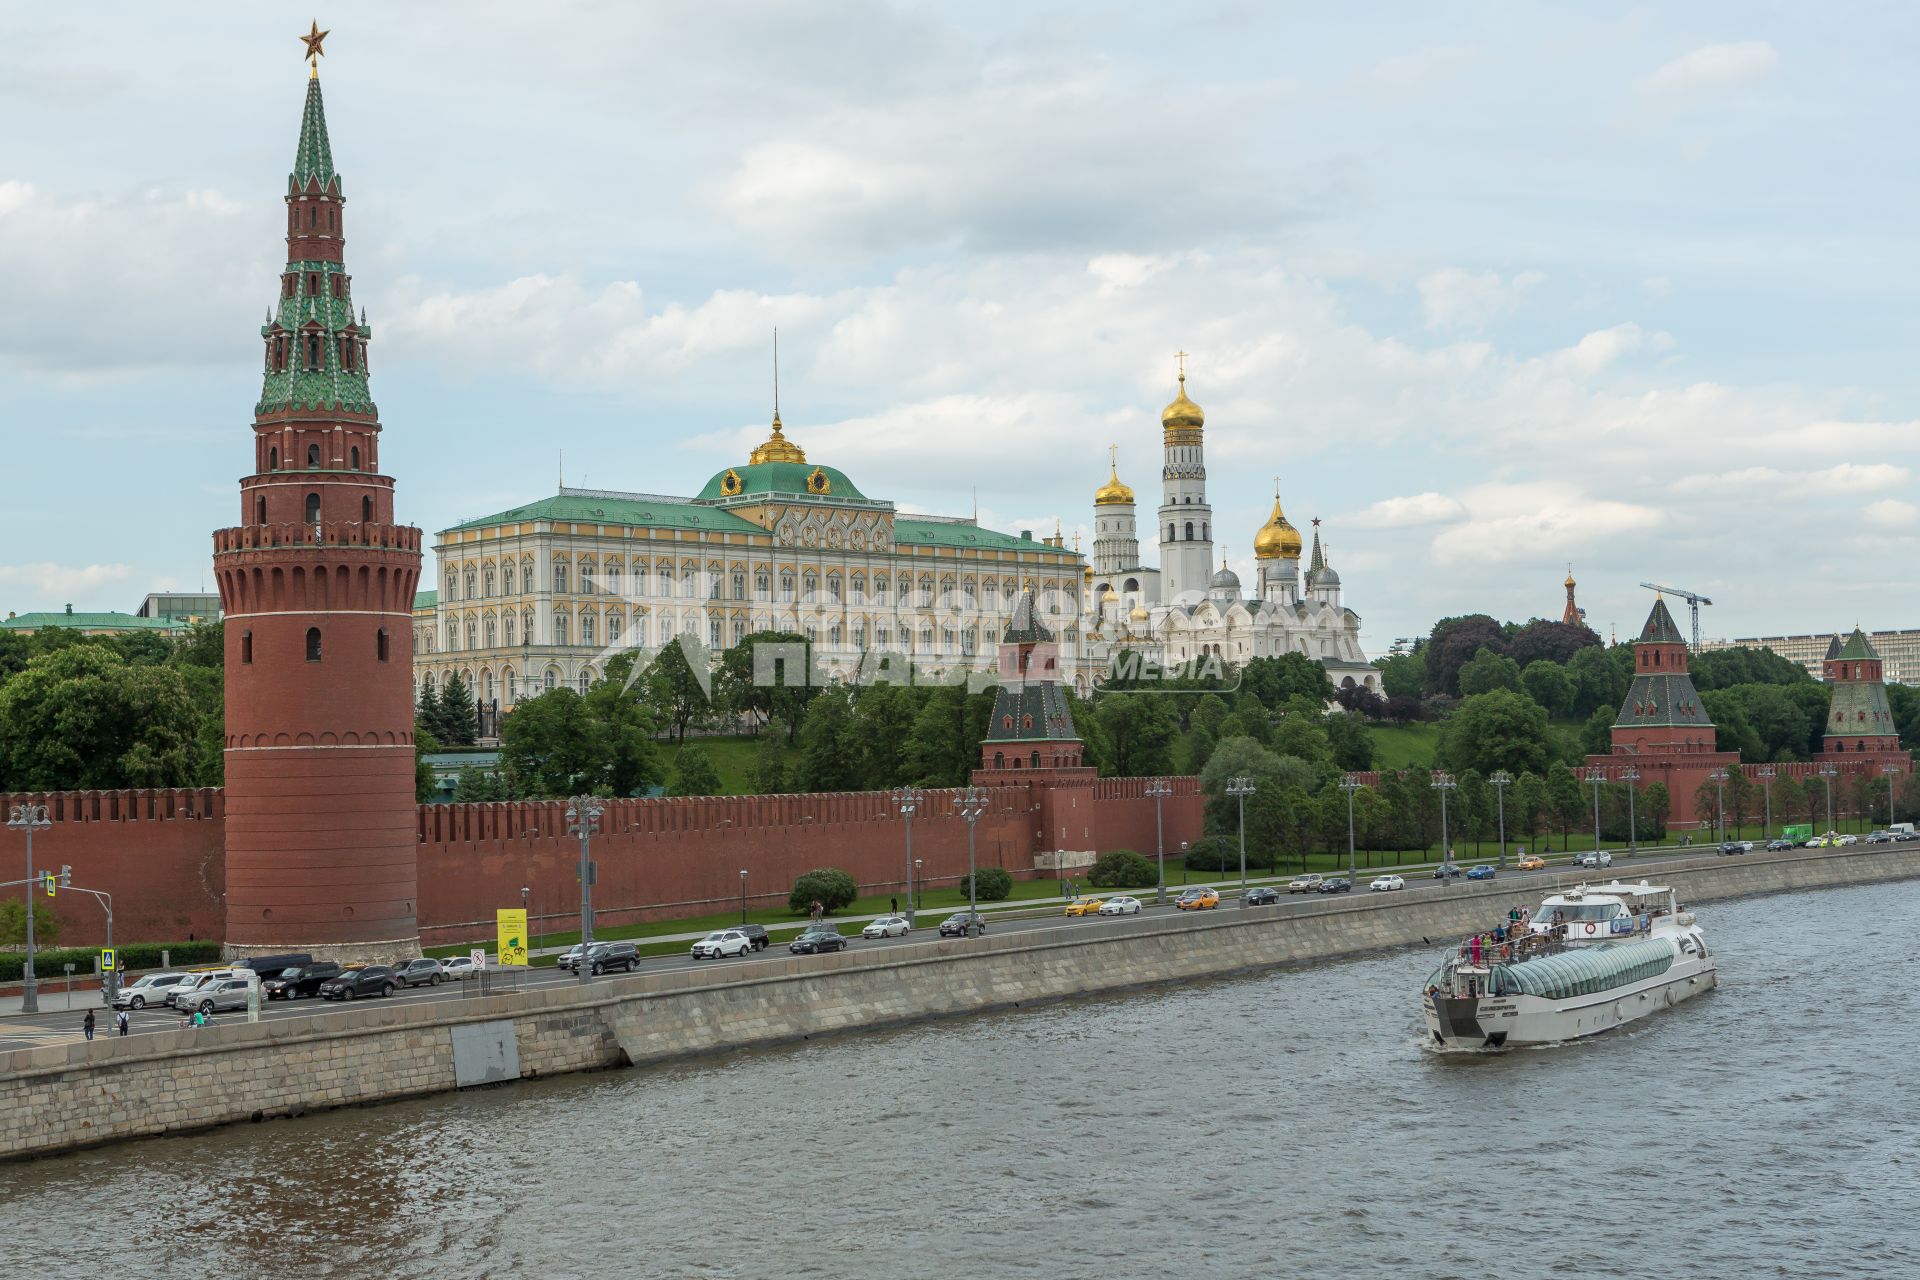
[43,871,55,897]
[59,865,71,886]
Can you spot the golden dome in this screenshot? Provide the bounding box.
[1094,463,1136,507]
[1083,564,1094,581]
[1161,372,1204,432]
[748,414,806,466]
[1102,584,1118,601]
[1129,601,1149,621]
[1564,569,1577,588]
[1253,493,1303,560]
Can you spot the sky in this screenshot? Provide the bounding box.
[2,2,1916,653]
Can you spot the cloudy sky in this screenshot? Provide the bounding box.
[3,2,1915,651]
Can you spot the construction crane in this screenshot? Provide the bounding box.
[1639,582,1713,650]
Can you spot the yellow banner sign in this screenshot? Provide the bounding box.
[496,908,529,967]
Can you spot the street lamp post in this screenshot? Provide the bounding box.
[1226,777,1256,900]
[1756,765,1776,840]
[64,884,114,1007]
[1818,762,1838,838]
[958,786,989,932]
[739,869,749,925]
[1179,841,1189,885]
[1884,762,1901,830]
[1339,774,1363,883]
[893,786,923,927]
[1144,778,1173,906]
[1620,767,1639,856]
[565,796,604,983]
[1489,771,1512,869]
[1431,772,1457,869]
[1584,767,1605,855]
[6,803,51,1014]
[1707,768,1728,845]
[913,859,923,911]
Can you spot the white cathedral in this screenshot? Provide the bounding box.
[1078,367,1378,694]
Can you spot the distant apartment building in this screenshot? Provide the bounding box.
[1699,629,1920,685]
[135,592,223,625]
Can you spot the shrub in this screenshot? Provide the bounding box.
[1183,836,1276,873]
[956,867,1014,901]
[788,868,859,915]
[0,940,221,984]
[1087,849,1158,889]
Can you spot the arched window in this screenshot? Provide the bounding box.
[608,613,623,645]
[305,627,322,662]
[580,560,597,594]
[581,613,596,647]
[484,616,496,647]
[377,628,391,662]
[1168,523,1177,542]
[874,576,890,606]
[523,610,535,642]
[503,563,515,595]
[682,562,698,596]
[828,574,843,605]
[732,570,746,600]
[554,614,570,646]
[268,446,278,471]
[465,569,477,599]
[256,497,267,525]
[483,565,496,597]
[305,492,321,524]
[1202,522,1209,541]
[361,496,372,523]
[484,672,495,703]
[1184,521,1194,541]
[605,561,624,595]
[307,443,321,467]
[803,572,818,602]
[780,572,795,602]
[307,334,321,369]
[241,630,253,664]
[553,560,569,594]
[544,668,557,691]
[504,614,516,646]
[350,445,361,469]
[658,562,675,597]
[755,570,770,601]
[1031,751,1041,768]
[465,620,477,650]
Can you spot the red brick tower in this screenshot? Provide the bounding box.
[1821,627,1902,756]
[973,590,1097,860]
[211,61,424,961]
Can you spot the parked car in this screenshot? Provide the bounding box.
[113,972,190,1011]
[439,956,482,981]
[1766,838,1796,852]
[576,942,640,975]
[1176,888,1220,911]
[555,944,587,970]
[1098,895,1144,915]
[1806,835,1832,848]
[1368,875,1404,892]
[166,970,240,1010]
[1517,856,1546,871]
[1243,886,1282,906]
[1865,831,1893,844]
[1466,865,1497,881]
[1572,850,1614,869]
[393,958,446,988]
[789,925,848,955]
[1317,878,1353,893]
[1432,863,1462,879]
[735,924,771,951]
[189,976,258,1017]
[1063,896,1106,917]
[1287,874,1323,894]
[862,915,912,938]
[690,930,754,959]
[1718,842,1747,857]
[263,962,344,1000]
[317,966,396,1001]
[939,911,987,938]
[1836,834,1860,846]
[234,953,313,976]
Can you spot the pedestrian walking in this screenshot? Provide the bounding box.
[117,1010,130,1037]
[83,1010,96,1042]
[810,899,823,923]
[890,896,898,914]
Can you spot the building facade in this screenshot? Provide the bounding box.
[416,414,1085,719]
[1700,628,1920,685]
[211,63,424,961]
[1083,370,1375,692]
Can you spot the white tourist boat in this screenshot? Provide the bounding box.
[1421,881,1717,1050]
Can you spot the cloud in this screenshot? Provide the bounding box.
[1429,484,1664,566]
[1546,322,1667,376]
[1354,492,1468,528]
[1637,41,1779,103]
[1351,46,1482,99]
[0,562,136,600]
[1418,267,1544,332]
[1671,462,1909,496]
[1864,499,1920,529]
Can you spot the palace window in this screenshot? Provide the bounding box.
[803,572,818,602]
[710,617,723,647]
[579,671,592,695]
[942,627,956,653]
[920,625,934,651]
[504,615,516,646]
[732,570,746,601]
[780,572,795,603]
[553,561,569,594]
[554,615,569,646]
[581,613,596,647]
[484,617,496,648]
[466,621,478,650]
[876,626,890,648]
[503,563,515,595]
[830,622,843,647]
[828,574,843,605]
[659,562,675,597]
[682,563,698,596]
[465,569,477,599]
[634,617,648,647]
[963,626,977,655]
[755,570,770,602]
[483,565,495,597]
[918,576,934,608]
[608,614,624,645]
[733,619,746,646]
[605,563,623,595]
[305,627,322,662]
[850,574,866,606]
[874,576,889,606]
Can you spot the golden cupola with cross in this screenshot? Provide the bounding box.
[1253,485,1303,561]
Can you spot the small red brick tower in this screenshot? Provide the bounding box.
[1821,627,1902,756]
[211,58,424,961]
[974,589,1097,861]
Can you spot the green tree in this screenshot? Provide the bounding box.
[1241,654,1332,709]
[170,621,225,671]
[436,671,479,746]
[643,639,714,742]
[1512,771,1548,852]
[1190,693,1231,737]
[1219,704,1271,747]
[586,653,663,797]
[795,691,860,791]
[1374,651,1425,701]
[1458,647,1524,697]
[957,867,1014,901]
[747,734,790,794]
[0,899,58,949]
[716,629,817,742]
[667,743,723,797]
[1580,706,1615,757]
[1641,781,1671,839]
[849,683,919,790]
[1324,711,1373,770]
[416,680,445,744]
[1568,645,1628,718]
[1087,849,1158,889]
[1424,615,1509,696]
[415,723,442,802]
[1183,723,1219,775]
[0,645,202,791]
[1546,766,1584,850]
[1440,689,1551,778]
[903,685,975,786]
[499,689,609,797]
[452,766,510,802]
[1521,660,1574,718]
[788,868,858,915]
[1097,693,1180,777]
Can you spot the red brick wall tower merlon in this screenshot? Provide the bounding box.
[211,70,423,961]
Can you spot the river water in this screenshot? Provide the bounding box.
[4,879,1915,1279]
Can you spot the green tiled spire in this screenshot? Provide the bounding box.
[290,74,338,192]
[1638,596,1686,645]
[1836,626,1879,662]
[1307,519,1325,577]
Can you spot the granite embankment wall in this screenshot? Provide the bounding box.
[5,842,1916,1161]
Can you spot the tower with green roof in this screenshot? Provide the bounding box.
[1611,595,1718,755]
[212,49,423,964]
[1821,627,1901,756]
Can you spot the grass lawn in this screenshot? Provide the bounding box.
[660,733,798,795]
[1369,722,1443,770]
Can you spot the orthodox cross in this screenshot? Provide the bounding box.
[1174,350,1189,380]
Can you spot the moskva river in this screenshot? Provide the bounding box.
[5,879,1915,1279]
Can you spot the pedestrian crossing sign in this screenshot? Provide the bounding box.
[100,948,116,971]
[44,871,55,897]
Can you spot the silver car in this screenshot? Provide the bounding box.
[164,971,231,1009]
[114,972,190,1010]
[183,976,255,1016]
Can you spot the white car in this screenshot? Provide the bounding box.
[440,956,482,981]
[1369,876,1405,892]
[164,970,237,1009]
[862,916,912,939]
[1573,850,1614,869]
[114,972,190,1010]
[1097,896,1144,915]
[690,930,753,959]
[1836,834,1860,846]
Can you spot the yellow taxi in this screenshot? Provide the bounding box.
[1063,896,1106,917]
[1518,855,1546,871]
[1176,887,1220,911]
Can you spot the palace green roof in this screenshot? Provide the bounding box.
[1,611,187,633]
[448,493,762,535]
[413,591,438,610]
[694,461,871,503]
[892,519,1044,552]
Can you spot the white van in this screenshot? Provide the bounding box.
[113,972,191,1010]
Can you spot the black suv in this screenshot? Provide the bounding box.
[263,962,343,1000]
[1318,878,1353,894]
[317,966,396,1001]
[789,926,848,955]
[581,941,640,975]
[939,911,987,938]
[735,924,770,952]
[1243,887,1281,906]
